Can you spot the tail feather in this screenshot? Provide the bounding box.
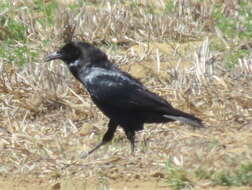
[163,114,204,128]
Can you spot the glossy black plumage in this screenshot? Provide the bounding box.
[45,41,203,158]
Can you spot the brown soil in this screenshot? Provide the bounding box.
[0,176,251,190]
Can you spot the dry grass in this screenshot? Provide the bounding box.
[0,0,252,189]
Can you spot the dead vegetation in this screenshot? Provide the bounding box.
[0,0,252,189]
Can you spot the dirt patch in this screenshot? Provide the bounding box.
[0,176,47,190]
[0,176,252,190]
[0,176,168,190]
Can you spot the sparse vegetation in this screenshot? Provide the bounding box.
[195,162,252,186]
[213,2,252,39]
[0,0,252,189]
[166,161,193,190]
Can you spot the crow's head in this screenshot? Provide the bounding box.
[45,42,82,64]
[45,41,108,67]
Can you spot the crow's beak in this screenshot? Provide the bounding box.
[44,52,62,62]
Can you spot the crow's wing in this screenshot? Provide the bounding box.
[85,69,174,113]
[83,68,203,127]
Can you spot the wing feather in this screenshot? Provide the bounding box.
[84,69,173,114]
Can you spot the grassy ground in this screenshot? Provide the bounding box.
[0,0,252,189]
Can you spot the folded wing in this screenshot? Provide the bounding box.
[84,68,203,128]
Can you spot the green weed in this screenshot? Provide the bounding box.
[166,161,193,190]
[224,49,250,68]
[195,162,252,186]
[213,2,252,40]
[212,162,252,186]
[32,0,58,25]
[195,168,214,180]
[0,42,38,65]
[0,2,27,42]
[164,1,175,13]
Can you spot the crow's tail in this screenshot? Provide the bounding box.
[163,111,204,128]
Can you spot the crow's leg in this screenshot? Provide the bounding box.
[125,130,136,155]
[80,120,118,159]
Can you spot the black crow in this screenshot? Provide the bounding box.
[45,41,203,158]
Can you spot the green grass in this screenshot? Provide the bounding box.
[213,2,252,40]
[165,161,193,190]
[195,168,214,180]
[195,162,252,187]
[0,0,56,65]
[209,1,252,67]
[164,1,175,13]
[0,42,38,65]
[224,49,250,68]
[32,0,58,25]
[166,162,252,188]
[212,162,252,186]
[0,2,27,42]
